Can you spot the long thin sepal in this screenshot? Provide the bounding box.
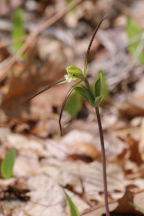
[26,79,66,102]
[84,17,106,76]
[59,88,73,136]
[59,80,82,136]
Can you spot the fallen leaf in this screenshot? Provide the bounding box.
[25,175,66,216]
[62,130,100,160]
[61,130,127,160]
[81,202,118,216]
[119,95,144,118]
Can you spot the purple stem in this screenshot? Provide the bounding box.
[95,106,110,216]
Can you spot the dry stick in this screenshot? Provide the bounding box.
[0,36,33,79]
[95,107,110,216]
[35,0,82,37]
[0,0,82,80]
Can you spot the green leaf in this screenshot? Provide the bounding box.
[64,190,80,216]
[66,66,83,79]
[65,91,82,118]
[74,86,94,106]
[100,71,109,99]
[84,58,87,77]
[74,86,89,100]
[94,78,101,97]
[95,70,109,100]
[1,148,16,179]
[86,88,95,106]
[12,8,25,53]
[95,95,104,107]
[126,17,144,64]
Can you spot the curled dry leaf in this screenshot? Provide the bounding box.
[119,95,144,118]
[61,130,100,160]
[67,141,100,161]
[61,130,127,160]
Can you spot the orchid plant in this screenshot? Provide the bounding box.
[28,17,110,216]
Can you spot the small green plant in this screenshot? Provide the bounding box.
[28,17,110,216]
[64,190,80,216]
[0,148,16,179]
[127,17,144,64]
[12,8,25,54]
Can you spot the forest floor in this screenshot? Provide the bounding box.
[0,0,144,215]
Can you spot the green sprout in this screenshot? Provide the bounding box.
[63,189,80,216]
[28,17,110,216]
[0,148,16,179]
[12,8,25,57]
[126,17,144,64]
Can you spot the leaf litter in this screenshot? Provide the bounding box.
[0,0,144,215]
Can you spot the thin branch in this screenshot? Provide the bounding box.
[35,0,83,37]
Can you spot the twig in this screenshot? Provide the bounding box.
[35,0,82,37]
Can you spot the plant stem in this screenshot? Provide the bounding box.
[95,107,110,216]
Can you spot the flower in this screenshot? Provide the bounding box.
[64,74,77,83]
[64,65,85,83]
[64,74,73,82]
